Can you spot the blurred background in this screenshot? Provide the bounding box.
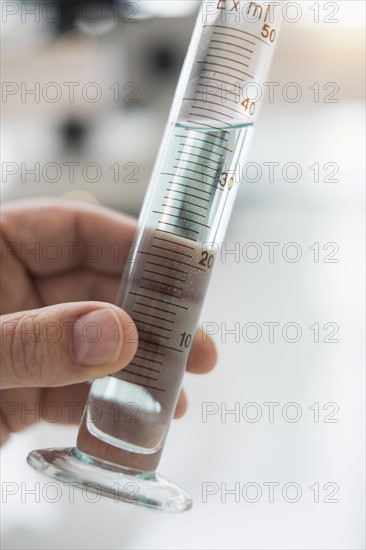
[1,1,365,549]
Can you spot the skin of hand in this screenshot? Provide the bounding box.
[0,199,217,445]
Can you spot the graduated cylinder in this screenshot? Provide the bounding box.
[77,0,282,473]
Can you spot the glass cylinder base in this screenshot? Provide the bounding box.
[27,447,192,512]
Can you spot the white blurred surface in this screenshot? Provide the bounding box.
[1,2,365,549]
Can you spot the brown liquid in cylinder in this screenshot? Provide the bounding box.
[77,230,213,473]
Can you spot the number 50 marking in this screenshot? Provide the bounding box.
[261,23,276,42]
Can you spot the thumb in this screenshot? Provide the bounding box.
[0,302,138,389]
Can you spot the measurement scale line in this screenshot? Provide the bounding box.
[129,291,185,309]
[143,269,186,284]
[189,105,234,121]
[176,126,229,141]
[166,188,210,204]
[212,24,271,47]
[137,345,165,358]
[140,253,207,273]
[170,177,223,194]
[146,260,189,276]
[197,75,245,93]
[134,313,175,329]
[197,59,249,78]
[153,211,211,229]
[210,38,254,54]
[195,79,244,99]
[165,172,215,191]
[177,148,224,163]
[206,53,249,69]
[137,329,170,341]
[187,110,229,125]
[174,135,233,153]
[153,236,195,250]
[189,105,234,123]
[171,166,217,185]
[178,140,223,158]
[186,118,228,131]
[132,308,174,326]
[160,204,206,219]
[197,60,251,80]
[193,87,240,105]
[140,277,183,293]
[189,98,242,118]
[169,171,216,186]
[137,286,189,307]
[138,250,196,266]
[133,308,176,323]
[129,362,161,374]
[140,338,183,353]
[191,102,240,119]
[157,343,184,353]
[151,244,193,258]
[209,44,252,59]
[210,28,255,47]
[138,285,186,303]
[155,228,197,242]
[163,195,209,211]
[122,370,159,382]
[167,181,212,197]
[185,97,238,115]
[134,299,177,315]
[188,106,249,123]
[157,221,199,238]
[134,317,172,332]
[196,73,245,91]
[173,158,220,175]
[134,354,163,365]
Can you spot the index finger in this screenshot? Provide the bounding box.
[1,198,137,276]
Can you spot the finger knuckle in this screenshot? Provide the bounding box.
[1,312,61,386]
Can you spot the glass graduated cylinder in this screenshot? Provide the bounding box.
[77,121,253,472]
[27,1,283,511]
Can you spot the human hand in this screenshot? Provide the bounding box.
[0,199,217,444]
